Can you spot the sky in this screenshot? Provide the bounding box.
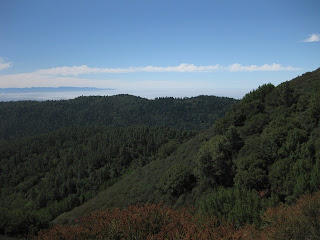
[0,0,319,100]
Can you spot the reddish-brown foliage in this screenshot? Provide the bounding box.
[261,192,320,240]
[36,192,320,240]
[36,203,253,240]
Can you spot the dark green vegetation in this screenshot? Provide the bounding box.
[1,68,320,239]
[0,94,236,140]
[54,68,320,227]
[0,94,234,237]
[0,126,194,236]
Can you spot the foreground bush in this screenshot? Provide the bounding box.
[36,191,320,240]
[36,203,258,240]
[262,191,320,240]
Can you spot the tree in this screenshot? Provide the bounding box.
[157,164,196,198]
[197,138,230,186]
[309,90,320,125]
[235,154,268,190]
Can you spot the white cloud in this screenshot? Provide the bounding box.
[34,63,299,76]
[227,63,299,72]
[0,63,301,89]
[34,63,222,76]
[138,63,222,73]
[0,72,122,88]
[0,72,192,89]
[302,34,320,42]
[0,57,12,71]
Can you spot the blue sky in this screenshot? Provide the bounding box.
[0,0,319,100]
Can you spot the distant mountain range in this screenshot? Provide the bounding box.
[0,86,114,93]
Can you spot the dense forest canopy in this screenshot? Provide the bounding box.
[54,68,320,227]
[0,94,235,236]
[194,68,320,224]
[0,94,237,140]
[0,126,195,236]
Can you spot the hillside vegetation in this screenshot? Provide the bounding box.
[0,94,235,237]
[0,126,194,236]
[37,191,320,240]
[55,68,320,228]
[0,95,237,140]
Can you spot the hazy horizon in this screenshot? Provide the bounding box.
[0,87,250,102]
[0,0,319,100]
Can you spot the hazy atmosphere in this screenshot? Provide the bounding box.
[0,0,319,101]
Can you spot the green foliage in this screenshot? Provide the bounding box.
[278,82,297,107]
[242,83,275,103]
[235,155,268,190]
[309,89,320,125]
[199,186,279,226]
[196,127,242,187]
[268,158,293,198]
[240,113,270,136]
[0,95,237,140]
[196,135,232,186]
[195,68,320,224]
[0,125,193,236]
[157,164,196,198]
[156,139,179,159]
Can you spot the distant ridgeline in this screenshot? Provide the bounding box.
[1,68,320,238]
[0,94,237,140]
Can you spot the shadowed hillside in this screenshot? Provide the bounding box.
[0,95,237,140]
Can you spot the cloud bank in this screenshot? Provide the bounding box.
[302,34,320,42]
[0,58,12,71]
[0,73,122,88]
[0,62,301,89]
[34,63,300,76]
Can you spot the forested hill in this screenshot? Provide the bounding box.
[54,68,320,226]
[0,94,237,140]
[0,125,195,236]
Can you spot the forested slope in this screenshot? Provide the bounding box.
[193,68,320,223]
[55,68,320,227]
[53,126,215,224]
[0,94,237,237]
[0,126,194,236]
[0,95,237,139]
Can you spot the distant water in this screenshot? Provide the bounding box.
[0,88,249,101]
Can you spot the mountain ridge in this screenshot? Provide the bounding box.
[0,94,237,140]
